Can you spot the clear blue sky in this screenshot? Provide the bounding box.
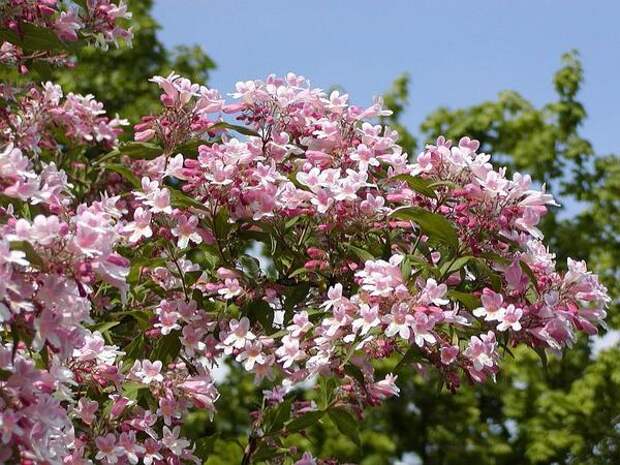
[153,0,619,156]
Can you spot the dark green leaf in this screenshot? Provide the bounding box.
[169,188,210,212]
[209,121,260,137]
[151,331,181,364]
[318,376,339,410]
[447,290,482,310]
[243,299,275,333]
[123,334,146,365]
[105,163,141,188]
[119,141,163,160]
[286,410,324,433]
[440,255,473,276]
[389,174,436,198]
[264,398,293,433]
[283,283,310,312]
[252,445,285,462]
[1,24,72,52]
[348,244,375,262]
[239,254,261,279]
[328,408,361,446]
[389,207,459,254]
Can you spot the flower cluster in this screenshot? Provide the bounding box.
[1,81,126,152]
[0,14,610,465]
[1,0,132,71]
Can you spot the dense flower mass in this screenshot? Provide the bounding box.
[0,12,610,465]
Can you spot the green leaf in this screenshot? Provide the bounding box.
[10,241,44,268]
[209,121,260,137]
[175,139,205,157]
[286,410,325,433]
[252,445,285,462]
[534,346,549,372]
[239,254,261,279]
[401,255,413,281]
[90,321,120,334]
[151,331,181,364]
[264,398,293,433]
[283,283,310,312]
[243,299,275,333]
[328,408,361,446]
[440,255,473,276]
[389,207,459,254]
[213,206,231,238]
[344,364,366,386]
[389,174,437,198]
[470,258,502,291]
[123,334,146,365]
[348,244,375,262]
[169,188,210,212]
[122,381,148,400]
[318,376,339,410]
[119,142,163,160]
[288,267,308,278]
[1,24,72,52]
[447,290,482,310]
[105,163,141,188]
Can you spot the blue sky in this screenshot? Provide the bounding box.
[153,0,619,156]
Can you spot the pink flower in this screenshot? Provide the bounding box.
[143,438,163,465]
[171,214,202,248]
[236,340,266,371]
[75,398,98,425]
[158,397,181,426]
[125,207,152,243]
[384,304,415,340]
[275,335,306,368]
[133,359,164,384]
[473,288,504,321]
[497,304,523,332]
[162,425,191,456]
[218,278,243,300]
[356,254,406,297]
[95,433,123,464]
[321,283,344,311]
[464,331,498,373]
[117,431,145,465]
[54,11,82,41]
[352,304,381,336]
[371,373,400,399]
[418,278,449,306]
[411,312,437,347]
[440,345,460,365]
[221,317,255,353]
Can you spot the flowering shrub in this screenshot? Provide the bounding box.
[0,8,610,465]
